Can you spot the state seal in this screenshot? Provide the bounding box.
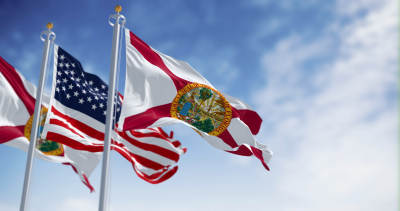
[170,83,232,136]
[24,107,64,156]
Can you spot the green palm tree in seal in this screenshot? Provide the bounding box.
[197,88,213,112]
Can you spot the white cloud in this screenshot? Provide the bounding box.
[253,0,398,210]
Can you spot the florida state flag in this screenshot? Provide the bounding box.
[118,29,272,170]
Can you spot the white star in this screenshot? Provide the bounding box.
[60,55,65,60]
[70,77,75,81]
[95,96,99,101]
[70,70,75,75]
[117,101,120,105]
[99,103,104,108]
[65,63,70,68]
[81,72,84,77]
[63,78,68,83]
[59,63,64,67]
[65,70,69,75]
[57,79,61,84]
[76,77,81,82]
[76,84,80,87]
[102,93,106,95]
[83,84,86,87]
[79,98,84,104]
[62,87,66,91]
[66,94,71,99]
[92,104,97,110]
[82,90,87,94]
[85,81,88,85]
[101,85,106,89]
[74,91,79,97]
[72,63,75,67]
[100,97,104,99]
[68,84,74,90]
[117,107,120,112]
[95,87,99,92]
[56,87,60,92]
[57,71,62,76]
[103,111,106,115]
[87,97,92,102]
[89,81,94,85]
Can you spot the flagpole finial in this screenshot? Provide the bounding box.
[46,23,53,30]
[115,5,122,13]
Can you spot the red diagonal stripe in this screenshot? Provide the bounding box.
[0,125,25,144]
[129,31,190,91]
[0,56,35,115]
[122,103,172,131]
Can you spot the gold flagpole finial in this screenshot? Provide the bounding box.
[115,5,122,13]
[46,23,53,30]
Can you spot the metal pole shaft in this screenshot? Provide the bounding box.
[20,32,51,211]
[99,15,121,211]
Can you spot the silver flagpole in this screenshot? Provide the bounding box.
[99,5,125,211]
[20,23,56,211]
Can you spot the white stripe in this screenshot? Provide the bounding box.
[0,71,30,126]
[44,123,95,146]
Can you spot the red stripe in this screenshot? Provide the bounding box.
[226,145,270,171]
[0,125,25,144]
[129,31,190,91]
[217,130,239,149]
[0,56,35,115]
[232,108,262,135]
[127,130,169,141]
[47,132,167,171]
[112,145,166,171]
[157,127,169,138]
[46,132,104,152]
[171,141,182,148]
[51,106,104,141]
[122,103,172,131]
[49,119,85,139]
[250,146,270,171]
[136,166,179,184]
[119,131,180,162]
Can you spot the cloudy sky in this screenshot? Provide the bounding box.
[0,0,397,210]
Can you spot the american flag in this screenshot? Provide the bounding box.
[41,45,186,188]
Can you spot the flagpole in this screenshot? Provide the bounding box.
[20,23,56,211]
[99,5,125,211]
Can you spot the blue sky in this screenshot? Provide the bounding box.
[0,0,397,210]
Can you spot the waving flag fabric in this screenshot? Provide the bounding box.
[0,56,100,192]
[41,45,186,184]
[118,29,272,170]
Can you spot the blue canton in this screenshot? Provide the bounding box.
[54,47,121,126]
